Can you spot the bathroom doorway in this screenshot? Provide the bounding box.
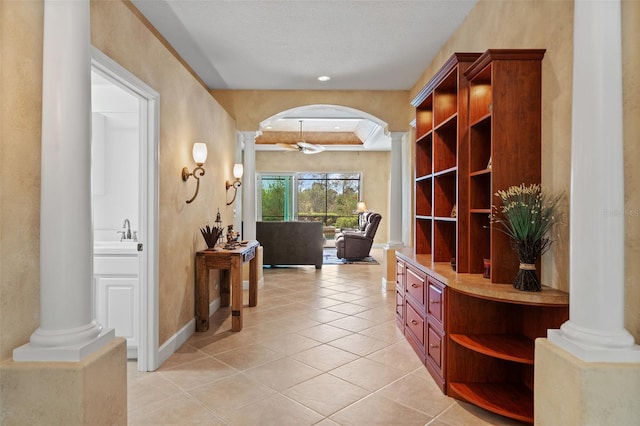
[91,48,160,372]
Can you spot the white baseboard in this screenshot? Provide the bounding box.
[209,296,221,317]
[158,319,194,367]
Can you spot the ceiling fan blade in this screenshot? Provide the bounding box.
[298,141,325,154]
[276,142,301,151]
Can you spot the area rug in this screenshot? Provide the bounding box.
[323,248,379,265]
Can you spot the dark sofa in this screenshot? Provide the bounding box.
[256,221,324,269]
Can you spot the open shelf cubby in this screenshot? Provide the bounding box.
[433,116,458,173]
[416,133,433,178]
[415,94,433,140]
[416,178,433,217]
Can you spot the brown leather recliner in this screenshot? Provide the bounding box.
[335,212,381,259]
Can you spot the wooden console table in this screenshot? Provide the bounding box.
[195,240,258,332]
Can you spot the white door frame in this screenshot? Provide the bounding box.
[91,47,160,371]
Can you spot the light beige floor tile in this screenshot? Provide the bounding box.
[328,332,391,356]
[212,343,285,370]
[127,373,183,413]
[159,357,236,391]
[157,343,208,370]
[283,373,369,416]
[326,302,372,315]
[367,340,425,373]
[378,373,455,418]
[246,357,323,391]
[128,393,225,425]
[220,393,324,426]
[330,357,406,391]
[260,333,321,355]
[330,393,432,426]
[296,323,353,343]
[326,315,377,332]
[188,373,276,416]
[306,308,348,323]
[359,320,406,343]
[291,343,360,371]
[326,292,366,303]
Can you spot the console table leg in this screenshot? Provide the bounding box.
[249,256,258,307]
[231,256,243,331]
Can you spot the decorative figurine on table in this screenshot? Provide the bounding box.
[215,209,224,245]
[224,224,241,249]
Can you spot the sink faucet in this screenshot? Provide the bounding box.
[123,218,131,240]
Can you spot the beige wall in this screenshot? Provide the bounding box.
[0,0,237,361]
[256,151,391,244]
[211,90,412,132]
[213,90,410,255]
[410,0,639,339]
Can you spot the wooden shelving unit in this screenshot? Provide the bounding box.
[411,52,481,273]
[465,49,546,282]
[399,49,567,424]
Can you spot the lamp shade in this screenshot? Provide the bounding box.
[233,163,244,179]
[192,143,208,164]
[356,201,367,212]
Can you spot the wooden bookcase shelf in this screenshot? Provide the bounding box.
[401,49,559,424]
[411,52,480,272]
[449,382,533,423]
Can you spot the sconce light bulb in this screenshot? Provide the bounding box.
[192,143,208,164]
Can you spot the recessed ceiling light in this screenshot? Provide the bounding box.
[317,75,331,82]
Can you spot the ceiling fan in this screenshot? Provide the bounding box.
[276,120,326,154]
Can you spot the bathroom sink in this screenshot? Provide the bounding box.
[94,240,139,255]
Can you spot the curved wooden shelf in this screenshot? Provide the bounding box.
[416,130,433,144]
[450,333,534,364]
[449,382,533,423]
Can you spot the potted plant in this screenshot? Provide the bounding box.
[200,224,223,249]
[491,183,562,291]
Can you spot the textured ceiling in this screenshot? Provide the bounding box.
[131,0,476,91]
[130,0,477,150]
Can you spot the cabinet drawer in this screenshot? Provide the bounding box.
[94,255,139,275]
[406,268,426,306]
[405,302,425,346]
[427,279,444,326]
[426,323,444,369]
[396,291,404,321]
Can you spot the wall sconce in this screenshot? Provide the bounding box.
[182,142,207,204]
[225,163,244,205]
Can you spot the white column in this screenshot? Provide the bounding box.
[386,132,405,247]
[548,0,640,362]
[13,0,113,362]
[242,132,257,240]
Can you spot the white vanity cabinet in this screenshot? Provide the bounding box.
[94,243,140,359]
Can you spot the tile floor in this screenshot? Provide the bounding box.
[127,249,523,425]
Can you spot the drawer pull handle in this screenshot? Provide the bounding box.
[429,344,439,349]
[429,299,440,304]
[411,283,419,288]
[411,319,418,325]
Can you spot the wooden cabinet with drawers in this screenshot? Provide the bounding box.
[396,257,448,392]
[395,249,568,423]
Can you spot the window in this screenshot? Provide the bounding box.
[257,172,361,230]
